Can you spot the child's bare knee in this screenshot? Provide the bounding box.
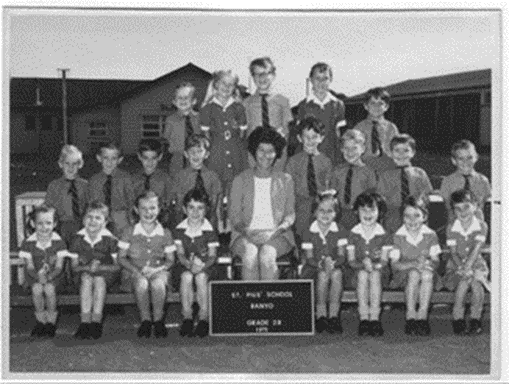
[181,271,193,284]
[32,283,43,296]
[43,283,56,295]
[358,270,368,283]
[421,270,433,282]
[134,277,149,292]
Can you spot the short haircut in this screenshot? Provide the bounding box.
[183,188,210,210]
[353,191,387,222]
[340,129,366,148]
[84,200,110,221]
[364,87,391,105]
[297,115,326,136]
[212,70,239,89]
[316,189,342,221]
[174,82,196,99]
[451,139,477,158]
[138,138,163,156]
[247,126,287,160]
[98,141,123,157]
[27,204,58,234]
[132,190,162,222]
[58,145,84,168]
[185,133,211,152]
[390,134,416,152]
[450,188,478,208]
[309,62,333,80]
[401,195,429,219]
[249,57,276,76]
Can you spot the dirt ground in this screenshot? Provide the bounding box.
[8,303,491,376]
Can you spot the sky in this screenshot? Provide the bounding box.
[5,7,501,106]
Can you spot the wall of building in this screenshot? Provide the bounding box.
[10,113,39,153]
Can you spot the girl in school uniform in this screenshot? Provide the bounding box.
[19,204,70,338]
[69,201,121,340]
[300,190,349,334]
[346,192,392,337]
[389,197,441,336]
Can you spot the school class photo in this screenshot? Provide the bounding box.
[6,9,499,376]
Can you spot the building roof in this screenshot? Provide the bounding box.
[347,68,491,102]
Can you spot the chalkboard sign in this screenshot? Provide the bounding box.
[209,280,314,336]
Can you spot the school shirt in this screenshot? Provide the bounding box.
[45,176,89,222]
[163,110,201,155]
[131,168,172,204]
[301,221,349,268]
[329,162,377,210]
[296,92,346,165]
[439,170,491,222]
[347,223,392,268]
[285,151,332,199]
[376,165,433,208]
[88,169,135,212]
[69,227,118,267]
[353,118,399,159]
[118,222,176,269]
[446,217,488,264]
[389,224,441,263]
[243,91,293,138]
[19,232,68,277]
[168,166,222,209]
[173,218,220,266]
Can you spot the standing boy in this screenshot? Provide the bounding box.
[243,57,293,171]
[353,87,400,174]
[376,134,433,234]
[330,129,377,230]
[285,116,332,244]
[296,62,346,166]
[164,82,201,179]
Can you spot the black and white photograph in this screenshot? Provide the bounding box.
[2,2,506,382]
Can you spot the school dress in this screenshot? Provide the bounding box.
[200,97,248,192]
[300,221,349,280]
[389,224,441,289]
[19,232,68,288]
[442,217,489,291]
[345,223,392,289]
[172,218,221,282]
[69,228,120,287]
[296,92,346,166]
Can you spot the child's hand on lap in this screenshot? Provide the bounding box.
[363,257,373,272]
[191,258,205,274]
[324,256,335,274]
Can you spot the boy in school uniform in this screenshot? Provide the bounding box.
[330,129,377,230]
[353,87,400,174]
[243,57,293,171]
[439,139,491,224]
[296,62,347,166]
[88,142,135,238]
[376,134,433,234]
[168,134,222,230]
[285,115,332,244]
[45,145,89,291]
[163,82,201,179]
[131,138,172,227]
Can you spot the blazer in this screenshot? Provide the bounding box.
[229,168,296,247]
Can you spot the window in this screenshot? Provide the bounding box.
[25,115,36,131]
[89,122,108,138]
[41,115,54,131]
[141,115,166,138]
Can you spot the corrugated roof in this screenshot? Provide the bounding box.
[347,68,491,101]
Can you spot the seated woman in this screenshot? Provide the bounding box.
[229,126,295,280]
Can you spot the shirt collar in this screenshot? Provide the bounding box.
[309,220,339,244]
[255,90,272,98]
[211,96,235,111]
[27,232,62,250]
[306,92,337,108]
[77,227,115,246]
[351,223,386,242]
[133,222,165,237]
[179,110,197,118]
[451,216,482,237]
[395,224,434,246]
[176,218,214,238]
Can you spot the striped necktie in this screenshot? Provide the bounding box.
[344,165,353,206]
[195,169,206,194]
[463,174,471,191]
[371,120,382,156]
[144,173,151,191]
[307,154,317,199]
[68,179,80,220]
[185,114,194,140]
[104,175,112,208]
[261,94,269,128]
[400,166,410,203]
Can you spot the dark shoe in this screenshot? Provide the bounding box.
[179,319,194,337]
[327,317,343,334]
[153,321,168,338]
[358,320,370,336]
[90,322,102,340]
[74,323,87,339]
[45,323,57,338]
[404,319,415,335]
[468,319,483,335]
[194,320,209,338]
[31,322,45,337]
[137,320,152,338]
[316,317,328,333]
[452,319,467,335]
[373,321,384,336]
[421,320,431,336]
